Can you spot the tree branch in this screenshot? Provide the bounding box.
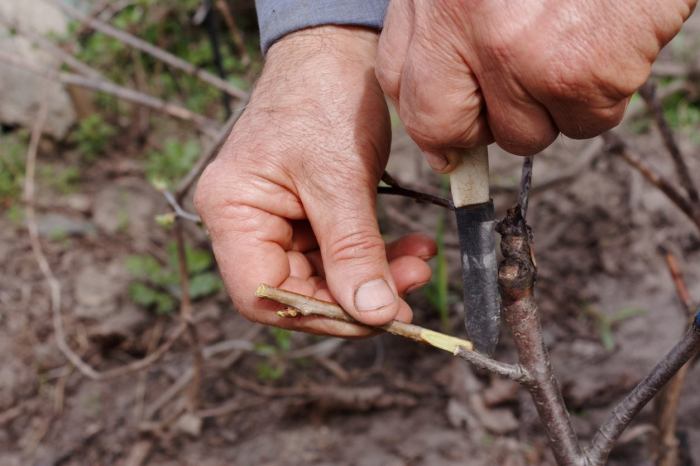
[497,206,584,466]
[584,316,700,466]
[53,0,248,101]
[519,156,534,219]
[379,171,454,209]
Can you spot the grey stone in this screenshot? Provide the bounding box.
[37,212,96,238]
[0,0,76,138]
[74,261,129,320]
[92,181,158,248]
[88,304,148,340]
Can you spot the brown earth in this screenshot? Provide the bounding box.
[1,12,700,466]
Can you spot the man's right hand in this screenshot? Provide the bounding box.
[195,26,436,337]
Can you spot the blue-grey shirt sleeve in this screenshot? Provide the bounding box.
[255,0,389,53]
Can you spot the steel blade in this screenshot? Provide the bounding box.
[455,200,501,355]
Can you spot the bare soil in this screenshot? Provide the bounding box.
[1,15,700,466]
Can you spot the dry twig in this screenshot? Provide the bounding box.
[173,220,205,411]
[24,108,187,380]
[652,248,697,466]
[53,0,248,100]
[603,132,700,231]
[0,51,219,137]
[638,81,699,204]
[215,0,251,67]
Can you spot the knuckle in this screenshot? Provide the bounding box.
[401,93,481,149]
[326,227,385,268]
[494,127,558,156]
[402,110,453,148]
[540,51,647,106]
[560,105,626,139]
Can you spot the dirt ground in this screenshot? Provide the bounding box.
[2,12,700,466]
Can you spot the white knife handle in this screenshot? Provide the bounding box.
[448,146,490,208]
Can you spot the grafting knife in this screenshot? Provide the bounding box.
[448,146,501,355]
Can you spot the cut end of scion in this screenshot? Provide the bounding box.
[421,329,474,354]
[255,283,270,298]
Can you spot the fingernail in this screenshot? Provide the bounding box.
[354,278,396,312]
[405,281,429,295]
[424,151,448,172]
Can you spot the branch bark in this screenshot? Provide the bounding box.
[585,320,700,466]
[497,207,584,466]
[379,171,454,209]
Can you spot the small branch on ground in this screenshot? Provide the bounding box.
[174,220,205,412]
[24,108,186,380]
[585,317,700,466]
[22,97,103,378]
[638,81,699,204]
[215,0,251,67]
[652,248,697,466]
[602,132,700,231]
[0,51,219,138]
[53,0,248,100]
[659,247,695,315]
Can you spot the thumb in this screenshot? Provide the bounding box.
[303,185,399,326]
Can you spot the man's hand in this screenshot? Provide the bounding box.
[195,26,435,336]
[376,0,696,168]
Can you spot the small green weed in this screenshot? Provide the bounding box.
[583,305,647,351]
[146,138,200,188]
[254,328,293,382]
[0,130,28,207]
[424,176,453,330]
[39,165,81,194]
[70,114,116,161]
[126,243,222,314]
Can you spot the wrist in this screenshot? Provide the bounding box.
[265,25,379,73]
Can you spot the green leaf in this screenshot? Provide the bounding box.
[189,272,222,299]
[128,282,176,314]
[271,328,292,352]
[609,307,647,323]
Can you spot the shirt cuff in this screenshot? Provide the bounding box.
[255,0,389,54]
